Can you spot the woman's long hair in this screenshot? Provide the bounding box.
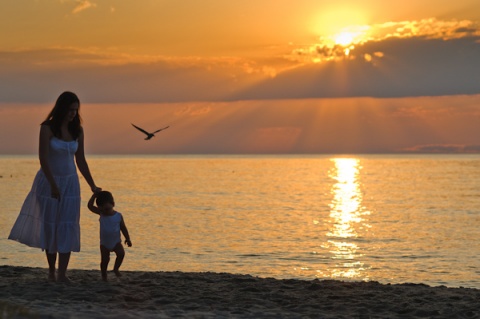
[42,91,82,139]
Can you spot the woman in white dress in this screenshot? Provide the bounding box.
[8,91,101,282]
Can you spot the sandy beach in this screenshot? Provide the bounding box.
[0,266,479,318]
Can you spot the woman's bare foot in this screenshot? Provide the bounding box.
[57,276,72,284]
[48,272,56,282]
[113,270,122,277]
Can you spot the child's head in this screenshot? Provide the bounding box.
[96,191,115,210]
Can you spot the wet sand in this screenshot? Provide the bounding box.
[0,266,479,318]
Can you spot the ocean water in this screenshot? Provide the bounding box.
[1,155,479,288]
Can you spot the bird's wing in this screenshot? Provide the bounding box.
[131,123,150,135]
[153,126,170,134]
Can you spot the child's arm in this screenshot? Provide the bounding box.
[87,193,102,215]
[120,216,132,247]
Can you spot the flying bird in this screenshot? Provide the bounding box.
[131,123,170,140]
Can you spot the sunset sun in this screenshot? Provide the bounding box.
[334,31,356,46]
[332,26,370,46]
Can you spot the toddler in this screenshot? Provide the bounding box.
[88,191,132,281]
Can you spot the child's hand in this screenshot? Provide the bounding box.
[125,239,132,247]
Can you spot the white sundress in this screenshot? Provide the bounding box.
[8,137,81,254]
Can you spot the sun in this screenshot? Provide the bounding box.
[310,5,369,36]
[334,32,356,46]
[332,26,370,47]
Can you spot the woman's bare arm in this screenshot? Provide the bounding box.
[75,128,100,192]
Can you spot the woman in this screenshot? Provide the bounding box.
[9,91,101,282]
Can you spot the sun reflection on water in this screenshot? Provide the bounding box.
[324,158,370,280]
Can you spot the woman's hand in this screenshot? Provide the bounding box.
[91,186,102,193]
[51,184,61,201]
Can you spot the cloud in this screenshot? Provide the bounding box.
[232,35,480,100]
[0,18,480,103]
[289,18,480,64]
[0,48,271,103]
[72,0,97,14]
[401,144,480,153]
[174,105,213,117]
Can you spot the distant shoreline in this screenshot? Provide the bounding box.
[2,153,480,158]
[1,266,479,318]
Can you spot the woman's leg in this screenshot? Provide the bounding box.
[100,245,110,281]
[112,243,125,277]
[45,250,57,281]
[57,252,71,282]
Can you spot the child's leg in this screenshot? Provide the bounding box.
[112,243,125,277]
[100,245,110,281]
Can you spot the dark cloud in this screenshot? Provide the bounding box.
[402,144,480,153]
[232,36,480,100]
[0,35,479,103]
[0,49,257,103]
[454,27,478,34]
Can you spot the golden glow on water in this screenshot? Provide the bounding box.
[3,156,480,288]
[325,158,370,279]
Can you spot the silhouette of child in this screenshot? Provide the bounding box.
[88,191,132,281]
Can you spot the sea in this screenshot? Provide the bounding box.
[1,155,479,288]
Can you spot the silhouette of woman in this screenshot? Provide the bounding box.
[9,91,101,282]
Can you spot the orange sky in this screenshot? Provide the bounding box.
[0,1,479,154]
[1,95,480,154]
